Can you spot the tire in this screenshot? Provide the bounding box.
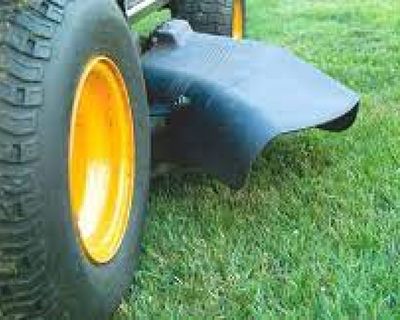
[171,0,246,39]
[0,0,150,319]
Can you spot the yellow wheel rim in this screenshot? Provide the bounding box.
[69,56,135,264]
[232,0,244,40]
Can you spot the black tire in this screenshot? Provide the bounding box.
[170,0,246,37]
[0,0,150,319]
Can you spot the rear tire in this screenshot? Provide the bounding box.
[171,0,246,39]
[0,0,150,319]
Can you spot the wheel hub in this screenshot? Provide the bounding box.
[69,56,135,264]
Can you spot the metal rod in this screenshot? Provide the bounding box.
[127,0,170,23]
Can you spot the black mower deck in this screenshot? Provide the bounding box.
[143,20,360,188]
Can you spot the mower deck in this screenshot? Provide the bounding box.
[142,20,360,188]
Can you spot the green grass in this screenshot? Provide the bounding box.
[114,0,400,318]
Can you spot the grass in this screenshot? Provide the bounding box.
[114,0,400,318]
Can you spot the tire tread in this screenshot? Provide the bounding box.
[171,0,235,36]
[0,1,69,319]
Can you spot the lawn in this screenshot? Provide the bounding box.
[114,0,400,318]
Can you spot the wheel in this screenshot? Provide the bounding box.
[0,0,150,319]
[171,0,246,39]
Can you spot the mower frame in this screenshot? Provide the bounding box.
[122,0,169,21]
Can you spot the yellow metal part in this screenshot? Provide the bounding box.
[232,0,244,40]
[69,56,135,264]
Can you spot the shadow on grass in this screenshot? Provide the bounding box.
[150,130,335,198]
[250,132,335,187]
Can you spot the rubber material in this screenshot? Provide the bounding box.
[143,20,359,189]
[170,0,246,37]
[0,0,150,319]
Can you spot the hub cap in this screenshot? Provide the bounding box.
[69,56,135,264]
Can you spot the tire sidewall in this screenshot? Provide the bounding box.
[39,0,149,318]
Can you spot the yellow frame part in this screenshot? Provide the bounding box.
[232,0,244,40]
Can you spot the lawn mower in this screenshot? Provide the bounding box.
[0,0,359,319]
